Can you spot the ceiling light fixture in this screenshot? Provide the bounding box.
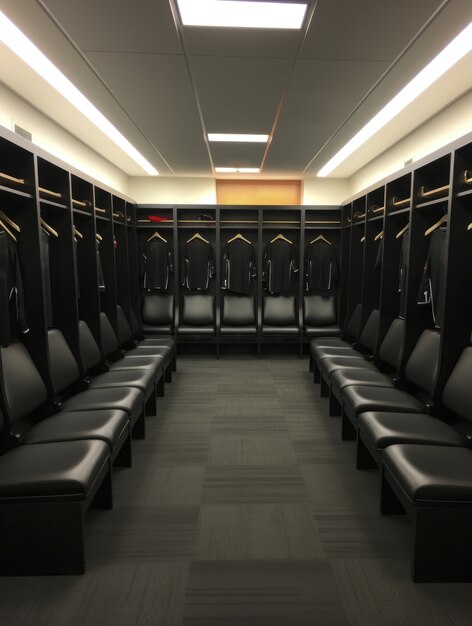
[0,10,158,175]
[177,0,307,29]
[317,21,472,177]
[208,133,269,143]
[215,167,260,173]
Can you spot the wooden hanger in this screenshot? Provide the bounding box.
[424,213,447,236]
[396,222,410,239]
[310,234,331,245]
[147,231,167,243]
[465,170,472,184]
[187,232,209,244]
[227,233,251,244]
[374,230,384,241]
[467,222,472,231]
[73,226,83,239]
[0,219,17,241]
[95,233,103,241]
[360,235,366,243]
[41,218,59,238]
[0,210,21,232]
[270,233,292,244]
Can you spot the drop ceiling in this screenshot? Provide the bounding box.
[1,0,471,179]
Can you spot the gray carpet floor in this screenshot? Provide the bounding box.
[2,355,472,625]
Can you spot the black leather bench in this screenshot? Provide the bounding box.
[303,294,341,339]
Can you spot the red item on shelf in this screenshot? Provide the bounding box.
[148,215,172,222]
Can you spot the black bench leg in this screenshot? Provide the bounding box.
[329,390,342,417]
[90,468,113,510]
[413,508,472,582]
[356,434,378,470]
[309,354,314,372]
[380,470,405,515]
[145,389,157,417]
[165,365,172,383]
[320,375,329,398]
[172,356,177,372]
[113,429,133,468]
[132,410,146,439]
[313,363,320,384]
[341,410,356,441]
[157,375,165,397]
[0,501,85,575]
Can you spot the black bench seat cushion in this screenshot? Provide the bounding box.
[358,412,465,450]
[21,410,129,450]
[343,385,424,416]
[220,326,257,335]
[331,369,394,394]
[178,325,215,335]
[322,356,375,377]
[304,325,341,337]
[139,337,176,350]
[142,324,173,335]
[310,338,351,350]
[263,325,299,335]
[383,444,472,502]
[61,387,143,418]
[108,356,163,375]
[125,345,172,359]
[0,440,109,499]
[89,369,155,393]
[314,345,358,360]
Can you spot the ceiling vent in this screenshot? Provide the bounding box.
[14,124,32,142]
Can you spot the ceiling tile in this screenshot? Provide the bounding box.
[86,51,211,173]
[210,143,266,168]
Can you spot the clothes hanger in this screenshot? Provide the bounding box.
[467,222,472,231]
[0,210,20,232]
[95,233,103,241]
[40,218,59,237]
[396,222,410,239]
[227,232,251,244]
[187,232,209,244]
[374,230,384,241]
[360,235,366,242]
[465,170,472,184]
[0,218,17,241]
[270,233,292,244]
[424,213,447,236]
[73,226,83,239]
[147,231,167,243]
[309,234,331,245]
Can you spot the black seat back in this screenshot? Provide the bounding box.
[116,305,134,344]
[359,309,380,351]
[47,329,81,395]
[378,318,405,369]
[345,304,362,339]
[142,294,174,326]
[404,329,441,394]
[0,343,48,421]
[263,295,296,326]
[223,295,255,326]
[100,313,120,357]
[130,309,142,336]
[303,295,337,326]
[78,321,102,374]
[442,346,472,422]
[181,295,215,326]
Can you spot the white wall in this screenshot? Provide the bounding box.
[129,177,217,204]
[303,178,350,205]
[350,89,472,196]
[0,83,130,194]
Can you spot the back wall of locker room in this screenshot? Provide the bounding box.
[1,122,472,366]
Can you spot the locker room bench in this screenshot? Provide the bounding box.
[316,308,380,397]
[303,294,341,339]
[141,294,174,335]
[262,295,299,336]
[340,329,440,440]
[177,295,216,336]
[220,294,257,336]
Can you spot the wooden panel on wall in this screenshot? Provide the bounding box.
[216,180,302,205]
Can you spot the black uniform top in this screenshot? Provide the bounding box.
[398,235,410,319]
[0,231,28,346]
[263,239,298,295]
[97,241,106,291]
[417,228,448,328]
[181,238,215,290]
[304,240,338,293]
[221,238,256,295]
[143,238,173,291]
[41,230,53,327]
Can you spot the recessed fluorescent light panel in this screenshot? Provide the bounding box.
[215,167,260,173]
[178,0,307,29]
[0,10,158,175]
[208,133,269,143]
[317,21,472,177]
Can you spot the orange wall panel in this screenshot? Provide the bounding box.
[216,180,302,205]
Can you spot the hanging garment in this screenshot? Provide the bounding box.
[41,229,53,327]
[0,231,28,345]
[143,237,173,291]
[374,238,383,270]
[73,237,80,299]
[304,240,338,292]
[181,238,215,290]
[221,238,256,295]
[417,228,448,328]
[398,235,410,319]
[263,239,298,295]
[97,241,106,291]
